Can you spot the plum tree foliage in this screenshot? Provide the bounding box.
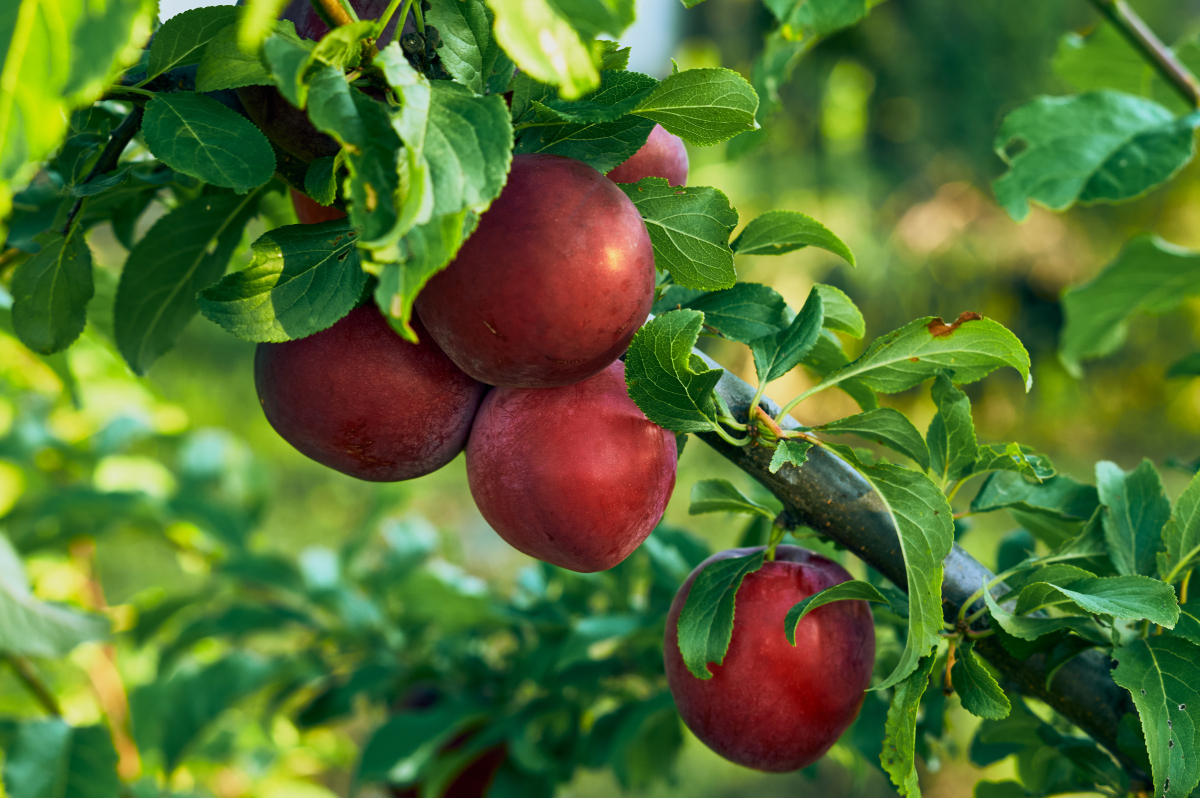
[2,0,1200,796]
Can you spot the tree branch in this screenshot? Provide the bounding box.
[61,105,144,236]
[1089,0,1200,109]
[2,653,63,717]
[693,351,1143,780]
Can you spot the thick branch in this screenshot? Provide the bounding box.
[693,352,1142,778]
[1089,0,1200,108]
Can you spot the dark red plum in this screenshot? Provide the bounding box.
[415,154,656,388]
[606,124,689,187]
[291,188,346,224]
[465,362,676,572]
[255,307,484,481]
[664,545,875,772]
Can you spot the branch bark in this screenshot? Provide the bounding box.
[693,351,1142,778]
[1088,0,1200,109]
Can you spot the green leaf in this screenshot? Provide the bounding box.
[131,653,274,773]
[831,451,953,690]
[1054,24,1200,116]
[971,471,1098,519]
[0,534,108,658]
[992,91,1199,222]
[307,66,404,248]
[1112,636,1200,798]
[262,24,314,107]
[238,0,288,50]
[675,551,766,679]
[372,209,475,340]
[10,228,93,354]
[146,5,242,82]
[0,0,153,223]
[818,408,928,470]
[1160,470,1200,585]
[1172,600,1200,648]
[750,286,823,383]
[1167,352,1200,379]
[880,652,935,796]
[971,444,1055,482]
[619,179,738,290]
[813,284,864,337]
[822,313,1031,395]
[1059,235,1200,376]
[952,640,1011,720]
[488,0,599,99]
[802,330,878,411]
[357,703,486,784]
[114,190,263,374]
[2,720,120,798]
[142,93,275,193]
[198,220,365,342]
[688,479,775,519]
[304,153,343,208]
[769,439,811,474]
[428,0,504,95]
[515,70,658,172]
[731,210,855,265]
[927,371,976,484]
[195,22,272,92]
[1019,575,1178,627]
[673,282,787,343]
[783,579,887,645]
[1097,459,1170,577]
[982,585,1109,644]
[633,68,759,146]
[765,0,869,37]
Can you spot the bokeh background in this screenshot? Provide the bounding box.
[6,0,1200,795]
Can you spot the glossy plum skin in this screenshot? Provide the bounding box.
[606,124,689,186]
[291,188,346,224]
[466,362,676,572]
[254,307,485,481]
[415,154,656,388]
[664,546,875,773]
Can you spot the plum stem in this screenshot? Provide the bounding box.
[764,523,786,561]
[412,0,425,34]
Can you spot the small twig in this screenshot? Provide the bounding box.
[61,106,144,236]
[2,654,62,716]
[1088,0,1200,108]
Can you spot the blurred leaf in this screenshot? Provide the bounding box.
[732,210,855,265]
[0,533,108,657]
[880,651,935,796]
[238,0,288,49]
[624,310,723,433]
[633,68,759,146]
[2,720,119,798]
[952,640,1010,720]
[584,693,682,790]
[1060,235,1200,376]
[765,0,870,37]
[131,653,275,773]
[114,190,263,374]
[769,439,811,473]
[142,93,275,193]
[688,479,775,518]
[488,0,598,99]
[358,702,485,785]
[675,550,765,679]
[1160,469,1200,584]
[749,286,824,383]
[159,603,313,668]
[1168,352,1200,379]
[619,178,738,291]
[971,444,1054,482]
[783,579,887,644]
[555,614,642,672]
[10,228,93,354]
[515,70,657,173]
[822,313,1031,396]
[427,0,506,95]
[817,407,929,470]
[1096,459,1170,576]
[992,91,1199,222]
[196,22,273,92]
[1112,636,1200,798]
[198,219,365,342]
[303,153,343,207]
[145,6,242,82]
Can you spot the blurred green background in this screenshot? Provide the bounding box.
[6,0,1200,795]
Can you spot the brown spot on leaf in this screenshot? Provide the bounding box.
[909,356,920,362]
[927,311,983,337]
